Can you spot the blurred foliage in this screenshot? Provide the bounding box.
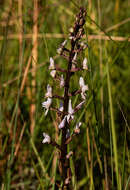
[0,0,130,189]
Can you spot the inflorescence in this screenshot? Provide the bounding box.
[41,7,88,189]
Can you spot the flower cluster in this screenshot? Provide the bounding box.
[79,77,89,99]
[58,99,86,130]
[42,84,52,116]
[42,7,88,145]
[49,57,56,78]
[42,59,88,143]
[41,7,88,188]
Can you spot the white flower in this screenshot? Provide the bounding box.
[45,84,52,98]
[83,58,88,70]
[49,57,55,70]
[75,100,85,111]
[60,74,65,88]
[67,99,74,122]
[82,84,89,93]
[72,63,76,69]
[66,151,73,159]
[57,47,62,54]
[69,36,74,40]
[50,70,56,78]
[69,27,74,33]
[80,42,88,49]
[59,102,63,112]
[72,52,77,62]
[42,133,51,144]
[79,77,85,88]
[81,84,88,99]
[65,177,70,185]
[79,77,88,99]
[76,122,82,129]
[42,98,52,116]
[74,122,82,134]
[68,99,74,115]
[57,40,67,54]
[81,91,86,100]
[49,57,56,77]
[61,40,67,47]
[58,115,67,129]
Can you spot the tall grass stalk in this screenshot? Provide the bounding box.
[30,0,38,134]
[107,60,120,190]
[5,19,25,189]
[124,175,130,190]
[31,159,45,190]
[121,125,126,189]
[30,134,50,180]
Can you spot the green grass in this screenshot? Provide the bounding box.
[0,0,130,189]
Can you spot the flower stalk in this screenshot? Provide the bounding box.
[42,7,88,189]
[59,8,87,189]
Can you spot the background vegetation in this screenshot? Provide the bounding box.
[0,0,130,189]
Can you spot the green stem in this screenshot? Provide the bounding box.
[107,61,120,190]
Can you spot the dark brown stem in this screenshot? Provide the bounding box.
[59,7,86,190]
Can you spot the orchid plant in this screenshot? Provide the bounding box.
[42,7,88,189]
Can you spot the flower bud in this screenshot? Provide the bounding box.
[74,122,82,134]
[59,101,63,112]
[66,151,73,159]
[49,57,55,70]
[61,40,67,47]
[67,99,74,122]
[50,70,56,78]
[83,57,88,70]
[59,115,67,129]
[60,74,65,88]
[45,84,52,98]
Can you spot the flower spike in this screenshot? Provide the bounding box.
[41,7,87,188]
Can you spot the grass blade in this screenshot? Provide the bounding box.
[106,60,120,190]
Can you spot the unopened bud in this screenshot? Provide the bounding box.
[66,151,73,159]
